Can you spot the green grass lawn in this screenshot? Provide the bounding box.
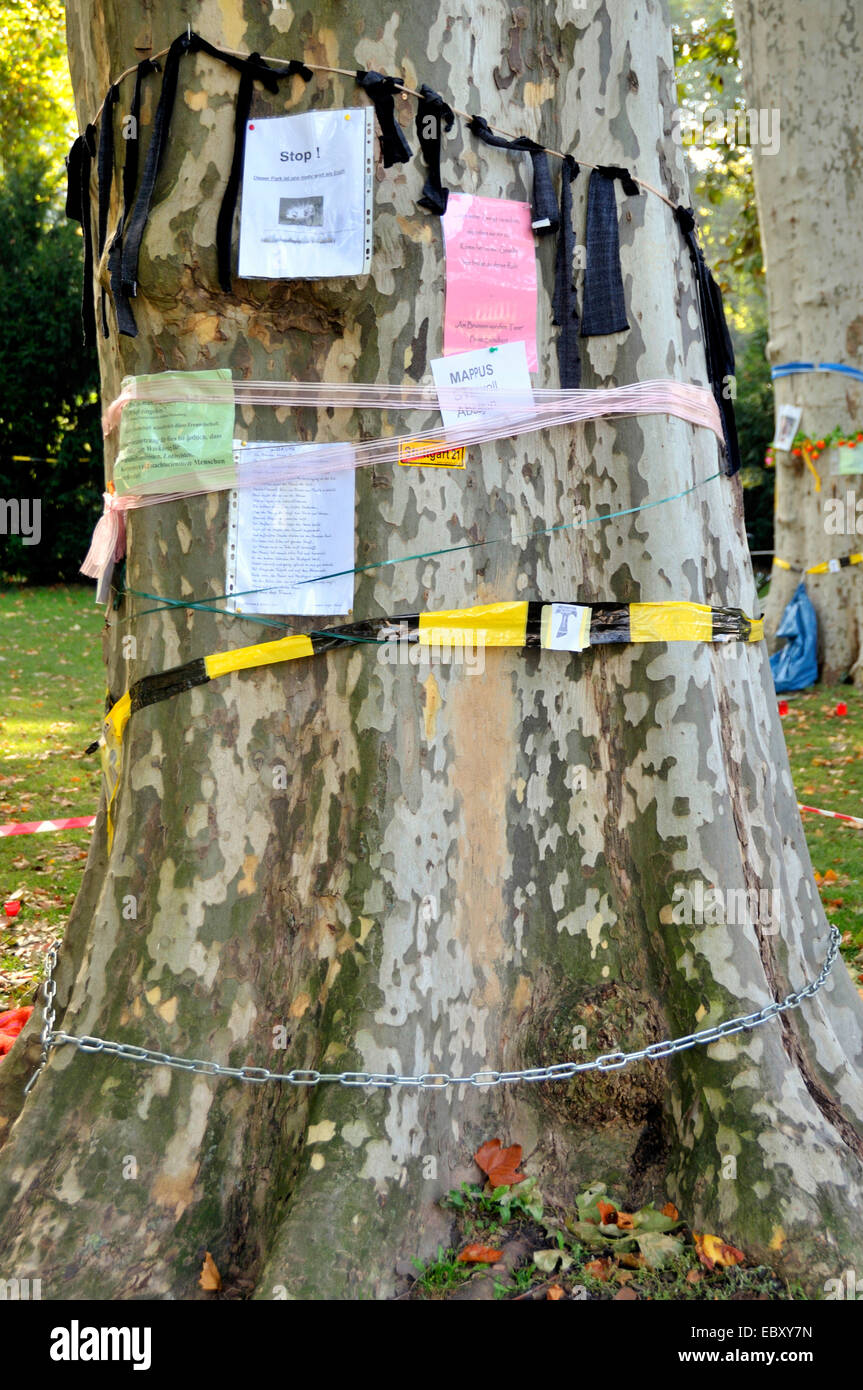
[1,586,862,1011]
[0,585,104,1006]
[782,689,863,981]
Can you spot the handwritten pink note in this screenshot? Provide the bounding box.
[442,193,538,370]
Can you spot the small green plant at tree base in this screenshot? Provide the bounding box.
[442,1176,544,1227]
[494,1264,536,1299]
[410,1245,474,1297]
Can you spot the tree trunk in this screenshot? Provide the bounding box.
[736,0,863,682]
[0,0,862,1300]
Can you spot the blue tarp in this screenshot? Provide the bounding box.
[769,582,819,692]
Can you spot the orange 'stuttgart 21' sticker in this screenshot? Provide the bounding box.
[397,437,466,468]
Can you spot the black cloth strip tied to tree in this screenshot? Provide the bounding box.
[85,33,312,331]
[414,84,455,215]
[674,205,741,477]
[216,53,312,292]
[356,70,413,166]
[580,166,639,338]
[119,32,313,303]
[467,115,559,234]
[64,123,98,348]
[96,84,120,338]
[552,155,581,388]
[119,32,192,300]
[106,58,160,337]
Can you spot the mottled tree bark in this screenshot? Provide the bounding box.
[0,0,861,1300]
[737,0,863,682]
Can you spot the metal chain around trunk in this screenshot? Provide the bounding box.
[24,925,841,1093]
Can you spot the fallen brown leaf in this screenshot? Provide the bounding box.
[694,1231,746,1271]
[546,1284,566,1301]
[457,1243,503,1264]
[473,1138,525,1188]
[199,1251,222,1292]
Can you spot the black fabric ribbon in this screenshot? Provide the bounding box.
[107,58,160,337]
[96,84,120,337]
[215,52,313,292]
[65,124,98,348]
[552,156,581,388]
[675,205,741,476]
[467,115,559,234]
[581,167,634,337]
[115,31,313,309]
[64,133,87,222]
[120,32,191,299]
[356,70,413,166]
[414,84,454,215]
[596,163,640,197]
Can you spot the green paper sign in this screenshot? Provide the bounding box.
[113,369,236,496]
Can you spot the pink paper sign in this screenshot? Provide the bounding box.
[442,193,538,370]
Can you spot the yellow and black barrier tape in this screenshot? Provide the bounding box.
[104,599,763,743]
[773,553,863,575]
[96,599,763,845]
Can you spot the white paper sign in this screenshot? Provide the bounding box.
[430,341,533,429]
[540,603,592,653]
[226,444,355,616]
[772,404,803,452]
[238,108,373,280]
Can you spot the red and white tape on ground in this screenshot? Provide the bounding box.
[798,802,863,829]
[0,816,96,838]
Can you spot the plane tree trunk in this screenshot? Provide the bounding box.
[736,0,863,682]
[0,0,862,1300]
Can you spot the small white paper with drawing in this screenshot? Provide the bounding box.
[238,108,373,280]
[225,444,355,616]
[429,341,534,429]
[772,404,802,452]
[540,603,592,653]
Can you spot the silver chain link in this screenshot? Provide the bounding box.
[23,925,842,1093]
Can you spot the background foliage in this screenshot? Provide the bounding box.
[0,0,101,583]
[671,0,774,551]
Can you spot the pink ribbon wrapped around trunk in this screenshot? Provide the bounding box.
[79,491,137,580]
[85,376,727,592]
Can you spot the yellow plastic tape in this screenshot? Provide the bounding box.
[802,449,822,492]
[748,618,764,643]
[773,558,792,570]
[629,602,714,643]
[101,691,131,851]
[418,601,528,647]
[205,633,314,679]
[398,438,466,468]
